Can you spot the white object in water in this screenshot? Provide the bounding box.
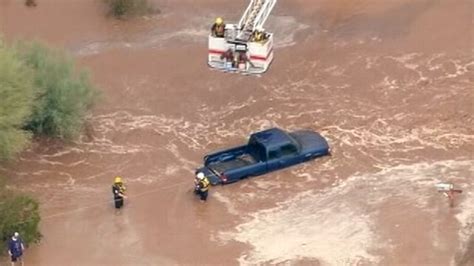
[435,182,454,191]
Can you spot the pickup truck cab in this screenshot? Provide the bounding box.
[196,128,330,185]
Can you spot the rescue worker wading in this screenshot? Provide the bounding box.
[112,176,127,209]
[194,172,210,202]
[211,17,225,38]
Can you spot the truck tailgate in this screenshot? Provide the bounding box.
[197,167,222,185]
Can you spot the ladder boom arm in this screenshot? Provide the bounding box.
[237,0,277,32]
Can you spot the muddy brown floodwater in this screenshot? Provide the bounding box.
[1,0,473,265]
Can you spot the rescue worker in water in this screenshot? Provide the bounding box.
[112,176,127,209]
[211,17,225,38]
[194,172,210,202]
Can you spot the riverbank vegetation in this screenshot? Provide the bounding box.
[20,43,98,139]
[0,41,35,160]
[0,177,41,252]
[0,40,98,160]
[0,39,98,252]
[105,0,159,19]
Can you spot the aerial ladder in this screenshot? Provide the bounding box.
[208,0,277,74]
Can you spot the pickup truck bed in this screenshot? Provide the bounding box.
[208,153,256,174]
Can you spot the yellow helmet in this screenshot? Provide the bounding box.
[114,176,122,183]
[215,17,224,25]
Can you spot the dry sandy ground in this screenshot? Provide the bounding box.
[0,0,473,265]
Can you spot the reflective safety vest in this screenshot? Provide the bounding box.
[199,178,210,192]
[112,183,126,197]
[254,31,265,42]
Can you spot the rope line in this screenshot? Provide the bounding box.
[42,181,191,221]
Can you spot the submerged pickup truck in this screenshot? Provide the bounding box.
[196,128,330,185]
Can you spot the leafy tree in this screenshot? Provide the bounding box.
[20,43,98,139]
[0,41,35,160]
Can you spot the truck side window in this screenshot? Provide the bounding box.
[280,144,297,157]
[268,150,279,160]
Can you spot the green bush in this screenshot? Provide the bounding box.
[105,0,157,18]
[0,178,41,253]
[20,43,98,139]
[0,41,35,160]
[0,40,98,159]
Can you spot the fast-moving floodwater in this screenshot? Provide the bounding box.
[1,0,473,265]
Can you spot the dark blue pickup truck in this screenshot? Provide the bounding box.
[196,128,330,185]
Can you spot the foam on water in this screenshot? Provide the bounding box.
[222,160,474,265]
[266,15,310,48]
[454,189,474,265]
[213,191,239,216]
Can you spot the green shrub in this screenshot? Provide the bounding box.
[0,40,98,159]
[20,43,98,139]
[0,178,41,253]
[0,41,35,160]
[105,0,157,18]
